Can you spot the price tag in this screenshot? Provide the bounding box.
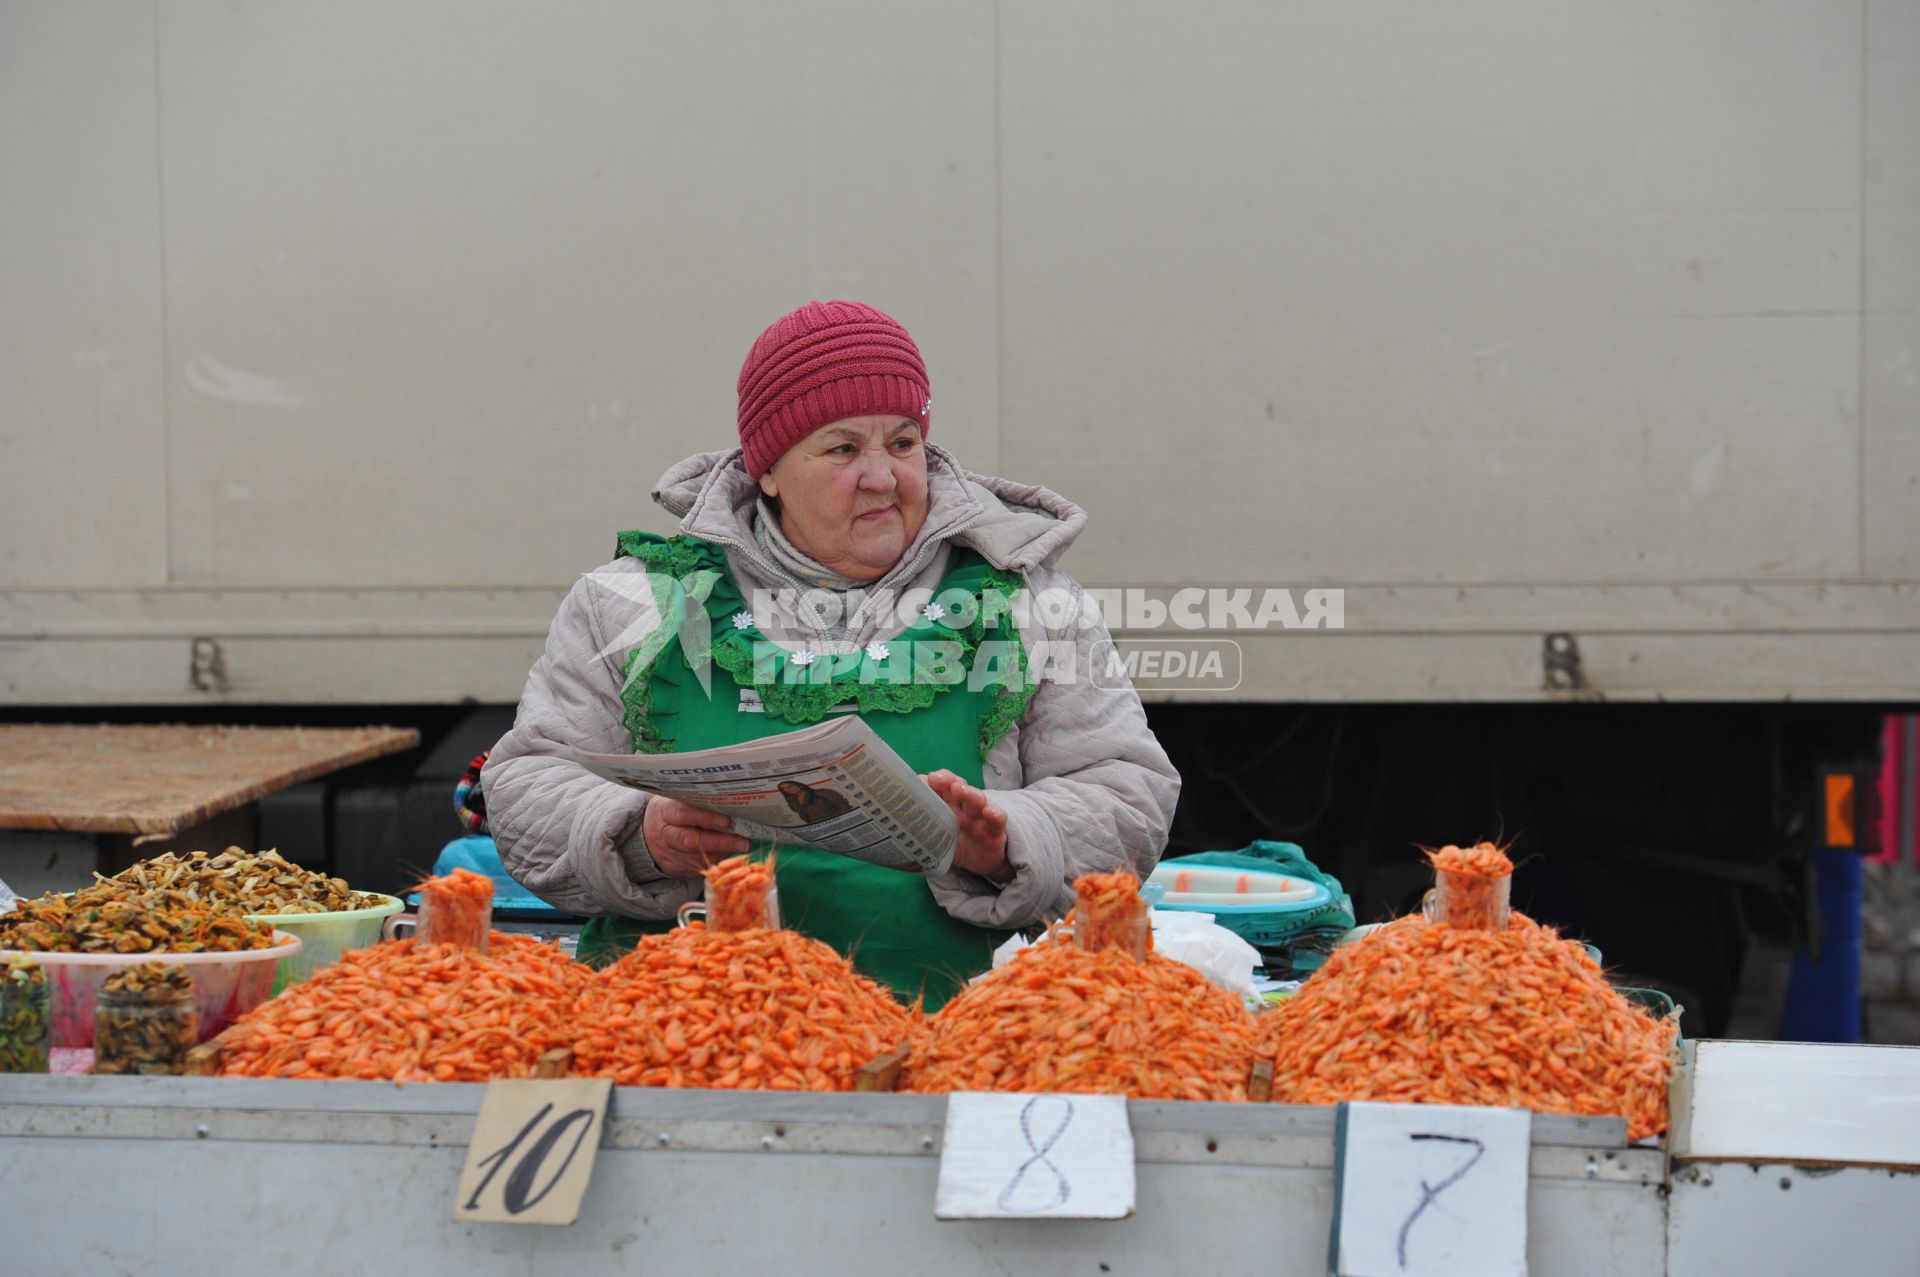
[1330,1101,1530,1277]
[454,1077,613,1226]
[934,1091,1134,1220]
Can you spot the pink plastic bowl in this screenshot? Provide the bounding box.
[0,931,302,1049]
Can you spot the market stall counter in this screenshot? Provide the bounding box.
[0,1073,1665,1276]
[8,845,1920,1274]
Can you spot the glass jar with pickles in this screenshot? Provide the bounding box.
[93,962,198,1075]
[0,957,50,1073]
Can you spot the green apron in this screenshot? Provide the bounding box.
[576,533,1033,1010]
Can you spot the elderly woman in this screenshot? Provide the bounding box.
[485,300,1178,1006]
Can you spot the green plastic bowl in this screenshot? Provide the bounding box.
[1616,985,1680,1029]
[245,894,404,992]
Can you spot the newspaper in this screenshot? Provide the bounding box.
[569,716,958,875]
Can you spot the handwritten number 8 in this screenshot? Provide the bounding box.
[996,1096,1074,1214]
[463,1103,599,1215]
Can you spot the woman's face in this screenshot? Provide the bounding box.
[757,415,929,581]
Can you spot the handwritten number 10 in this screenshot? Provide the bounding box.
[1396,1133,1485,1270]
[463,1102,599,1214]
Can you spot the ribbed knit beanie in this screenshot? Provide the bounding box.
[736,300,931,478]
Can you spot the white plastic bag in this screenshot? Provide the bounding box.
[1148,910,1261,1000]
[988,930,1031,971]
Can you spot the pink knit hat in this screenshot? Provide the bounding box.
[736,300,932,478]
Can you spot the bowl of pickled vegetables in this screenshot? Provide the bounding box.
[0,937,301,1049]
[100,847,398,994]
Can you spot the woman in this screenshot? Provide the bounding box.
[485,300,1178,1006]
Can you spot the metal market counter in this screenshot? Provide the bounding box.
[1,1041,1916,1275]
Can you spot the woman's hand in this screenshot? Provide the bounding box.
[643,796,751,879]
[923,770,1013,884]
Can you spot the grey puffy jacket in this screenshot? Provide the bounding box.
[484,444,1180,930]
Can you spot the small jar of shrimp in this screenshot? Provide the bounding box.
[1070,871,1153,961]
[417,868,494,952]
[706,858,780,933]
[1425,861,1512,931]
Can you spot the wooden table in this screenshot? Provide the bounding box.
[0,723,420,895]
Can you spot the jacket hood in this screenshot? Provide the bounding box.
[649,444,1087,573]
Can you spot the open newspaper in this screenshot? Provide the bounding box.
[569,716,957,875]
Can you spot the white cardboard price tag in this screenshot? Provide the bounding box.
[453,1077,612,1226]
[1331,1101,1531,1277]
[934,1092,1134,1220]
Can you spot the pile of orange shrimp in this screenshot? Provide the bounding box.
[902,872,1259,1102]
[568,858,914,1091]
[215,932,592,1082]
[1259,844,1676,1139]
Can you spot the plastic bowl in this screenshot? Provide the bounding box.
[245,894,404,992]
[0,932,302,1049]
[1147,863,1322,906]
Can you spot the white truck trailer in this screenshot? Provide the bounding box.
[3,3,1916,1032]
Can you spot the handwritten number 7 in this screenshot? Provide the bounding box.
[1396,1133,1485,1270]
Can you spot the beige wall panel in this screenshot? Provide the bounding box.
[1224,631,1920,703]
[0,585,565,640]
[1864,0,1920,575]
[0,636,544,704]
[154,1,997,588]
[999,1,1863,587]
[1095,582,1920,636]
[1865,316,1920,575]
[11,629,1917,706]
[0,2,167,587]
[7,579,1916,644]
